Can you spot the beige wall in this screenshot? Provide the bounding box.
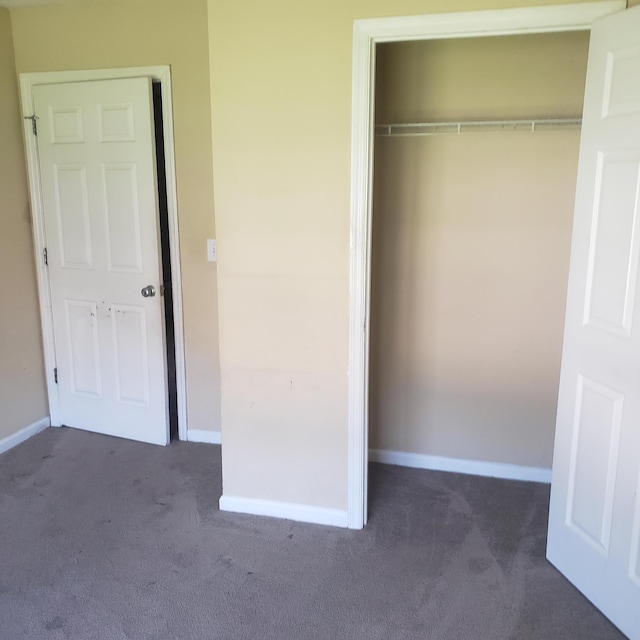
[208,0,600,510]
[10,0,221,433]
[370,33,589,469]
[0,8,48,440]
[370,132,581,468]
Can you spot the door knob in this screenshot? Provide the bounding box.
[141,285,156,298]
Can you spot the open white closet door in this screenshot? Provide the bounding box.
[33,77,169,446]
[547,5,640,638]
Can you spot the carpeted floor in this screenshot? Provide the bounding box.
[0,427,626,640]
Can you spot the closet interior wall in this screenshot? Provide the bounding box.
[369,32,591,470]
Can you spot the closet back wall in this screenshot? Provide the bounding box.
[369,32,590,470]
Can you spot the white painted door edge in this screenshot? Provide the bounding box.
[347,1,625,530]
[19,66,188,442]
[370,449,552,484]
[0,418,50,457]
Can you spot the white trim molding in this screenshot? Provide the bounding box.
[219,495,349,528]
[370,449,552,484]
[186,429,221,445]
[19,67,188,442]
[347,1,625,530]
[0,418,50,456]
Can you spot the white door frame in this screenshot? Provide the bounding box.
[347,1,625,530]
[20,66,189,441]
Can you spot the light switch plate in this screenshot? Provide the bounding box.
[207,239,217,262]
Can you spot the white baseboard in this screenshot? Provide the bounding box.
[369,448,552,484]
[219,495,349,528]
[186,429,221,445]
[0,417,50,456]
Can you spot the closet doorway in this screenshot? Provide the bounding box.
[368,32,588,487]
[347,4,624,529]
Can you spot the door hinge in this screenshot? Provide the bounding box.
[24,114,39,136]
[43,247,48,266]
[54,368,58,384]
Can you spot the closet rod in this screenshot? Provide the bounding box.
[376,117,582,137]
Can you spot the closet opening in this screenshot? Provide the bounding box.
[367,31,591,516]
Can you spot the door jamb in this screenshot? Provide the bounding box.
[347,1,625,529]
[20,66,188,442]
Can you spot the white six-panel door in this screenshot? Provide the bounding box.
[33,78,168,446]
[547,6,640,638]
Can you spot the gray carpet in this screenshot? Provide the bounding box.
[0,427,626,640]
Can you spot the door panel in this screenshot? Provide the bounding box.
[566,375,622,554]
[34,77,168,446]
[603,46,640,117]
[112,304,150,405]
[584,154,640,335]
[103,163,143,272]
[49,106,84,143]
[53,164,93,269]
[547,6,640,638]
[66,300,102,398]
[98,103,135,142]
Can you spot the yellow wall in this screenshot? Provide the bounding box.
[208,0,600,510]
[0,8,48,440]
[371,33,589,468]
[10,0,221,434]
